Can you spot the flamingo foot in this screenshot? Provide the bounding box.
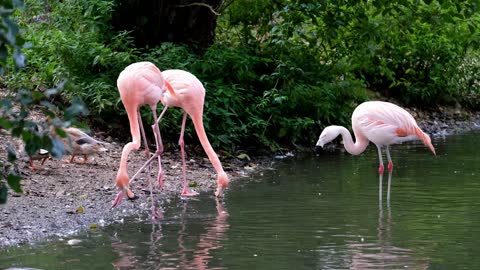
[378,164,385,175]
[181,189,199,197]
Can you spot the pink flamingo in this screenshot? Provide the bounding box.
[156,69,229,198]
[112,61,176,210]
[316,100,436,174]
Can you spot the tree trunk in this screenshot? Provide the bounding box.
[112,0,223,53]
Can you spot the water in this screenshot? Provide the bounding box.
[2,132,480,269]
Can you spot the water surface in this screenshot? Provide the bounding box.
[1,132,480,269]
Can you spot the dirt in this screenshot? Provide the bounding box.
[0,103,479,249]
[0,129,264,249]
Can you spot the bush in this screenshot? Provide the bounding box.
[4,0,480,157]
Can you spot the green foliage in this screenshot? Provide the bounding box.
[6,0,136,115]
[0,85,88,203]
[3,0,480,159]
[0,0,89,204]
[0,0,25,74]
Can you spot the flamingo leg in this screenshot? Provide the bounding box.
[152,106,169,189]
[149,106,164,219]
[387,171,392,204]
[179,112,199,197]
[386,145,393,173]
[377,145,384,175]
[378,172,383,203]
[138,108,150,158]
[156,105,169,126]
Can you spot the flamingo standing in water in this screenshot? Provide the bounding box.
[112,62,176,210]
[155,69,229,198]
[316,101,436,199]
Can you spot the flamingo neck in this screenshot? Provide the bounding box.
[118,110,142,176]
[190,114,225,175]
[337,126,369,156]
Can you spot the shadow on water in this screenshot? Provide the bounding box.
[2,131,480,269]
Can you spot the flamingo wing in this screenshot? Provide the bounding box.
[352,101,420,146]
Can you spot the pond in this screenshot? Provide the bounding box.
[1,132,480,269]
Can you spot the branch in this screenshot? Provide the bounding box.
[175,2,221,16]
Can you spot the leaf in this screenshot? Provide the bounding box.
[236,153,251,160]
[76,206,85,214]
[51,137,66,159]
[0,117,13,129]
[0,185,7,204]
[13,49,25,68]
[7,145,17,162]
[188,181,198,188]
[7,172,22,193]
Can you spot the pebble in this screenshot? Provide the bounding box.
[66,239,82,245]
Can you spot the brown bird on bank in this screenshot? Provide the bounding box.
[2,128,51,171]
[27,148,50,170]
[61,127,108,163]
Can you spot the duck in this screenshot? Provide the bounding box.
[61,127,109,163]
[27,148,50,170]
[1,127,51,170]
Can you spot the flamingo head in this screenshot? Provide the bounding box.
[316,125,342,148]
[112,171,136,208]
[214,172,229,197]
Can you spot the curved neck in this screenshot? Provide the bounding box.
[337,126,369,156]
[191,114,225,175]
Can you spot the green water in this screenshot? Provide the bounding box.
[1,132,480,269]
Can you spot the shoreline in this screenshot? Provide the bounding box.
[1,105,480,249]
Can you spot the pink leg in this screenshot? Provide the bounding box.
[138,109,151,158]
[153,105,169,189]
[386,145,394,173]
[179,112,199,197]
[377,146,384,175]
[148,105,165,219]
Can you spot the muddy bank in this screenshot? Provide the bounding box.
[0,105,480,249]
[0,133,265,249]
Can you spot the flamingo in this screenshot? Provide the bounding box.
[112,61,176,211]
[316,100,436,175]
[155,69,229,198]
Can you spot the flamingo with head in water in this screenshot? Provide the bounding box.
[155,69,229,198]
[112,61,176,214]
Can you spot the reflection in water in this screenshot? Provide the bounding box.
[3,133,480,269]
[110,198,229,270]
[378,172,393,206]
[111,240,139,269]
[348,197,430,269]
